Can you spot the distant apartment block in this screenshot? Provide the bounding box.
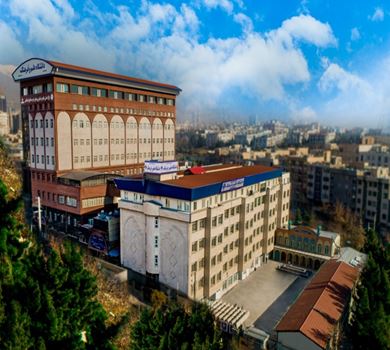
[307,131,336,147]
[0,111,8,136]
[115,162,291,300]
[0,93,6,113]
[306,164,390,236]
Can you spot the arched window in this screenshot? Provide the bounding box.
[324,245,329,255]
[317,244,322,254]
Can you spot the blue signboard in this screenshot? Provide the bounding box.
[221,178,245,192]
[89,233,107,253]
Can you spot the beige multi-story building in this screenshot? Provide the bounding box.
[115,162,290,300]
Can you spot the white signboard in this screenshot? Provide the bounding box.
[221,178,245,192]
[144,161,178,174]
[21,94,53,104]
[12,59,53,81]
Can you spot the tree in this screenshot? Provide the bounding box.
[321,202,366,250]
[131,299,223,350]
[294,208,302,225]
[0,178,114,349]
[350,229,390,350]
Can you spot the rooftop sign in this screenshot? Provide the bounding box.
[144,160,178,174]
[221,178,245,192]
[12,58,54,81]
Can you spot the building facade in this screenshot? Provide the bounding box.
[272,225,340,270]
[0,93,6,113]
[115,163,291,300]
[12,58,180,229]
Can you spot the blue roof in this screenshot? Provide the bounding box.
[114,168,282,201]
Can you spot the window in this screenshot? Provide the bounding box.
[154,216,159,228]
[66,196,77,207]
[33,85,42,94]
[109,90,123,99]
[154,255,158,267]
[91,87,107,97]
[56,83,69,93]
[154,236,158,248]
[192,242,198,252]
[124,92,135,101]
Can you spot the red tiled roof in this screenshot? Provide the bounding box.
[48,60,180,91]
[276,260,359,349]
[164,165,277,189]
[187,166,205,175]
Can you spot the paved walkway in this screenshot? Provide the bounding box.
[222,260,311,331]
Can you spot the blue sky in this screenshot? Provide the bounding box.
[0,0,390,127]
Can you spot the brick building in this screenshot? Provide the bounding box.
[12,58,180,231]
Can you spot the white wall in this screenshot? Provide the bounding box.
[139,117,151,163]
[92,114,109,167]
[152,118,163,161]
[110,115,125,166]
[34,113,45,169]
[57,111,72,171]
[126,116,138,164]
[121,209,146,275]
[164,118,175,160]
[159,217,189,294]
[44,112,55,170]
[72,112,91,169]
[120,200,190,295]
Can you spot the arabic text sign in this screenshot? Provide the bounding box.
[21,94,53,104]
[144,161,178,174]
[221,178,245,192]
[13,59,53,81]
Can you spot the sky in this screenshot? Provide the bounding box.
[0,0,390,127]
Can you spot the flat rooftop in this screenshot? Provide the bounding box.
[164,165,277,189]
[221,260,312,334]
[115,164,283,201]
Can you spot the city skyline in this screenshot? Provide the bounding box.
[1,0,390,127]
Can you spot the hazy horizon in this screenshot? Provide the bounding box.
[1,0,390,128]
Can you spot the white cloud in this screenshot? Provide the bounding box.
[318,63,371,93]
[317,62,390,126]
[233,13,253,33]
[0,21,25,64]
[369,7,384,22]
[291,106,317,123]
[270,14,337,48]
[3,1,338,120]
[203,0,234,14]
[351,27,360,41]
